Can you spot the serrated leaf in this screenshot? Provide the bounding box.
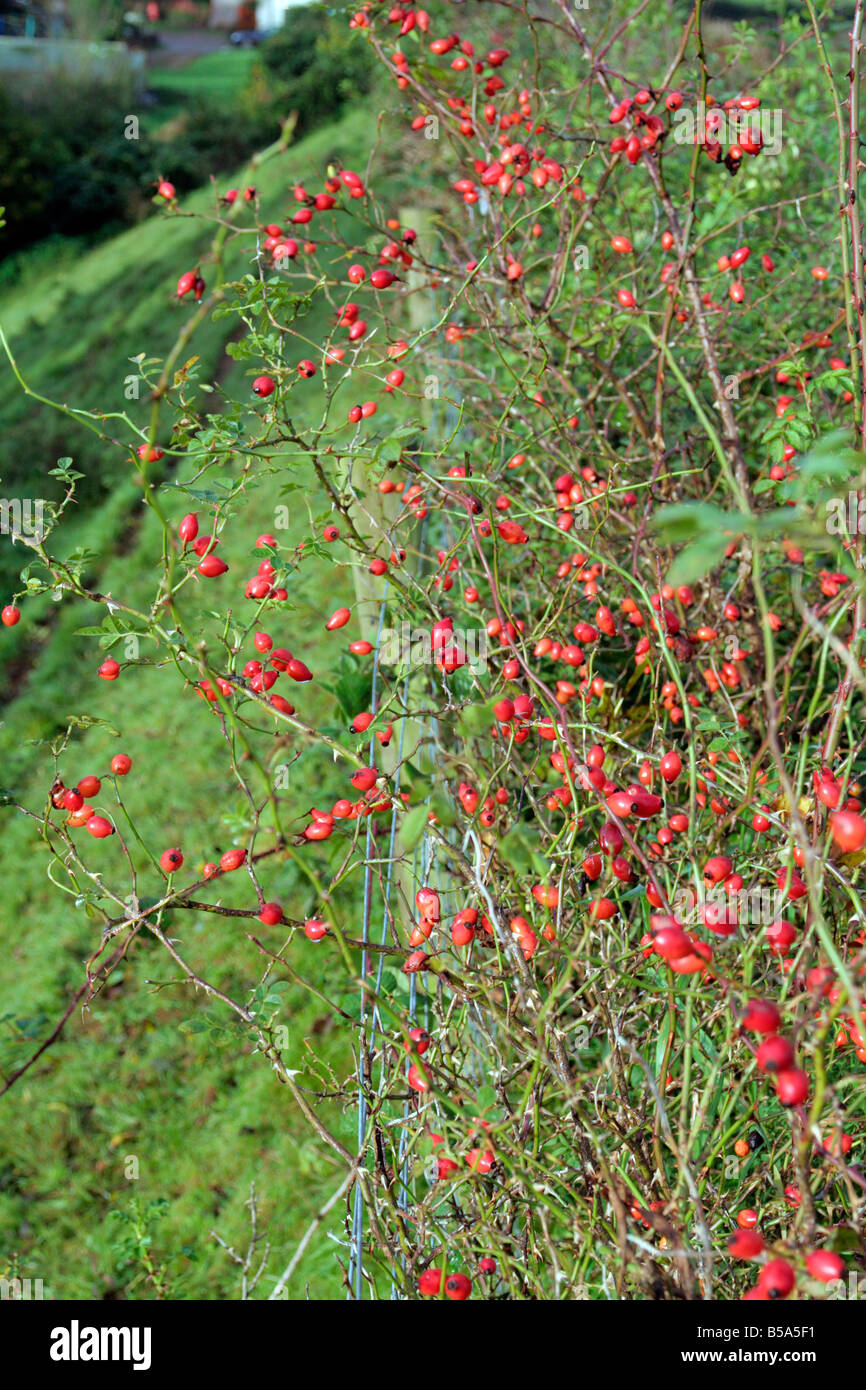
[64,715,121,736]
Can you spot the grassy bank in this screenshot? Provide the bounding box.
[143,48,260,135]
[0,107,392,1299]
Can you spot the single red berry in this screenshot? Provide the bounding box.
[220,848,246,872]
[286,657,312,682]
[111,754,132,776]
[258,902,283,925]
[452,916,475,947]
[445,1273,472,1300]
[160,848,183,873]
[659,751,682,783]
[179,513,199,544]
[742,999,781,1034]
[198,554,229,578]
[756,1035,794,1073]
[829,809,866,853]
[652,925,693,961]
[418,1268,444,1296]
[370,268,396,289]
[1,605,21,627]
[86,815,114,839]
[703,855,733,883]
[252,375,276,397]
[765,918,797,955]
[805,1249,844,1283]
[727,1229,764,1259]
[775,1067,809,1106]
[326,607,351,631]
[406,1027,430,1055]
[758,1257,795,1299]
[304,820,332,841]
[403,951,428,974]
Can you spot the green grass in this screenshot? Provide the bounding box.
[144,49,261,134]
[0,106,379,600]
[0,106,396,1299]
[0,483,363,1298]
[151,48,259,100]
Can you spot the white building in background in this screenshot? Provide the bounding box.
[209,0,309,28]
[257,0,306,27]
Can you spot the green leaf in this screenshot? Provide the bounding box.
[666,534,730,586]
[530,851,551,879]
[457,698,499,736]
[651,502,749,544]
[475,1085,498,1112]
[400,804,430,849]
[332,662,373,722]
[429,791,457,827]
[654,1012,671,1076]
[64,715,121,736]
[499,827,533,873]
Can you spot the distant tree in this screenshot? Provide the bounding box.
[66,0,127,40]
[259,4,374,133]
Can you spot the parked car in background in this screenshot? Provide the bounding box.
[228,27,273,45]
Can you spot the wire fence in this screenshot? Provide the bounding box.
[347,362,468,1296]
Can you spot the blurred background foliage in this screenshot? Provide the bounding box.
[0,4,373,257]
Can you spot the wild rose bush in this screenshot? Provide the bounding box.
[2,0,865,1299]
